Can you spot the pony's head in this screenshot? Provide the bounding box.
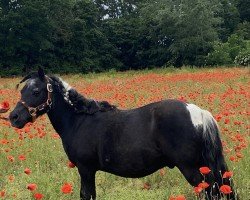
[9,68,53,128]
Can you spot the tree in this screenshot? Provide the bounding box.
[237,0,250,22]
[0,0,121,75]
[0,0,52,75]
[94,0,139,19]
[218,0,240,41]
[101,0,172,69]
[0,0,248,75]
[69,0,121,72]
[155,0,221,66]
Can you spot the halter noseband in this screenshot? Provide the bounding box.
[19,77,53,122]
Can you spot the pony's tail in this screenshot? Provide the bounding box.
[201,110,237,200]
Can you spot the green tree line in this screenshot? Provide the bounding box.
[0,0,249,75]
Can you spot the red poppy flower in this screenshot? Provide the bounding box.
[7,155,14,162]
[0,101,10,110]
[0,139,8,145]
[229,156,236,161]
[199,167,211,175]
[198,182,210,189]
[52,133,60,139]
[0,190,5,197]
[236,152,243,158]
[219,185,232,194]
[159,168,166,176]
[175,195,186,200]
[61,183,72,194]
[143,182,151,190]
[168,195,186,200]
[194,186,203,194]
[222,171,233,179]
[24,168,32,175]
[33,193,44,199]
[8,175,15,182]
[27,183,37,191]
[18,155,26,161]
[224,118,230,124]
[68,161,76,168]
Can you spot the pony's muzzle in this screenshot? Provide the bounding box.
[9,112,19,122]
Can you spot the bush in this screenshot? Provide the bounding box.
[206,42,232,65]
[227,34,246,59]
[234,51,250,66]
[206,34,249,66]
[234,41,250,66]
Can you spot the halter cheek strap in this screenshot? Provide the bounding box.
[19,77,53,122]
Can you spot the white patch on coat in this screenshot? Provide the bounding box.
[186,104,203,127]
[186,104,217,144]
[201,109,217,143]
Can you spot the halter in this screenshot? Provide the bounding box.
[19,77,53,122]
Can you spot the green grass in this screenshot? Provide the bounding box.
[0,67,249,199]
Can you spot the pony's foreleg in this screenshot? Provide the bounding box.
[78,167,96,200]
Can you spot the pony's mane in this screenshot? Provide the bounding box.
[49,75,117,114]
[17,73,116,114]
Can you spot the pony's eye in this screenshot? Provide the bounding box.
[33,90,40,96]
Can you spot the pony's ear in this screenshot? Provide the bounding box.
[38,67,45,81]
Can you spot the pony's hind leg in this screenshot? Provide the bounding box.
[178,164,215,200]
[178,163,236,200]
[178,164,203,187]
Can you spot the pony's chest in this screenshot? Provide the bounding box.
[61,136,81,162]
[62,135,98,166]
[61,140,77,162]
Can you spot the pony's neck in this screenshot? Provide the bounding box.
[47,91,76,137]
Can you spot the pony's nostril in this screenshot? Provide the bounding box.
[11,114,19,121]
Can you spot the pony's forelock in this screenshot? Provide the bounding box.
[16,73,38,90]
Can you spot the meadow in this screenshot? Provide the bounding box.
[0,67,249,200]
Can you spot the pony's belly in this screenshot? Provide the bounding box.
[100,165,164,178]
[99,156,167,178]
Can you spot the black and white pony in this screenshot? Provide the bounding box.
[9,68,236,200]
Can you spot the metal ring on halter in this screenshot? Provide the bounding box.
[47,83,53,93]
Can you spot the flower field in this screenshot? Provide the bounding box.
[0,67,249,199]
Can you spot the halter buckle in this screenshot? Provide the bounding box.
[28,107,37,117]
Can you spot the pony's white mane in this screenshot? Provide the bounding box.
[58,77,73,106]
[52,76,116,114]
[59,78,72,92]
